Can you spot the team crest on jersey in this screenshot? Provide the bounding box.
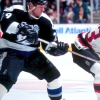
[20,22,39,34]
[33,25,39,34]
[16,22,40,45]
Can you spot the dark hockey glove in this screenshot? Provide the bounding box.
[45,42,69,56]
[17,24,38,45]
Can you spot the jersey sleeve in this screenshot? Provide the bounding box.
[1,11,19,41]
[39,13,58,50]
[74,32,90,50]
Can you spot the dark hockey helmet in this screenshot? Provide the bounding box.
[26,0,47,6]
[26,0,47,11]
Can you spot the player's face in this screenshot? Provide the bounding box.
[29,3,45,18]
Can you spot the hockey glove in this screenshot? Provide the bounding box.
[45,42,69,56]
[17,24,38,45]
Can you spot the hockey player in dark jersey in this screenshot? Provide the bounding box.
[0,0,69,100]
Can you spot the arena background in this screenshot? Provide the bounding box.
[0,0,99,99]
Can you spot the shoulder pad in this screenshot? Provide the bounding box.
[41,13,52,21]
[4,5,24,12]
[41,13,54,29]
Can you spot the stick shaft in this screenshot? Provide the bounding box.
[38,38,49,44]
[38,38,99,63]
[68,50,99,63]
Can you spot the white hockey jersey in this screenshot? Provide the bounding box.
[74,24,100,57]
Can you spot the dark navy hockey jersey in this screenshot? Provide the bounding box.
[0,5,57,56]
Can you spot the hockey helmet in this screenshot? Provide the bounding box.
[26,0,47,6]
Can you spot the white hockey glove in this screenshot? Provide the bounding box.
[17,23,38,45]
[45,42,69,56]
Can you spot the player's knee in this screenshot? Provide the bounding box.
[94,92,100,100]
[47,77,62,100]
[91,63,100,100]
[90,62,100,78]
[0,84,8,99]
[47,76,62,89]
[0,75,15,91]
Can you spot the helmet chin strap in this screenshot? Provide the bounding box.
[28,6,35,12]
[28,6,40,19]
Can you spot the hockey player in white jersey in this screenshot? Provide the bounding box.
[71,24,100,100]
[0,0,69,100]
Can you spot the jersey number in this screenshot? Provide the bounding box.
[5,13,12,19]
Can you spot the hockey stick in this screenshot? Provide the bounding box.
[38,38,100,63]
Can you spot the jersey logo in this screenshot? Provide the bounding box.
[21,22,40,34]
[16,22,40,45]
[17,34,27,42]
[33,25,39,34]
